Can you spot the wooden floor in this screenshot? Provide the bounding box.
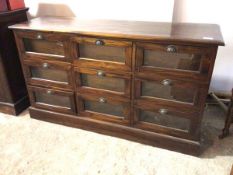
[0,105,233,175]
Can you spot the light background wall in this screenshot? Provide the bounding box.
[24,0,233,92]
[24,0,174,22]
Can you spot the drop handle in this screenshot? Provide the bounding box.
[159,108,168,115]
[97,70,105,77]
[167,45,177,53]
[99,97,107,103]
[95,40,104,46]
[42,63,49,68]
[36,34,43,40]
[161,79,172,86]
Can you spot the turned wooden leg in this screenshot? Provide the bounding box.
[219,89,233,139]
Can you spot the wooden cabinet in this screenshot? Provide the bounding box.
[28,86,76,114]
[77,92,130,125]
[75,68,131,97]
[10,17,224,155]
[24,59,73,90]
[73,37,132,71]
[0,8,29,115]
[134,76,206,106]
[16,31,72,62]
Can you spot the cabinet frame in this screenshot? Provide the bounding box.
[76,92,131,125]
[135,42,213,82]
[24,59,74,90]
[15,30,73,62]
[134,75,208,109]
[74,67,131,98]
[72,36,132,72]
[133,104,200,141]
[28,85,76,114]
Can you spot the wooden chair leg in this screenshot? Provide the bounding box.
[219,89,233,139]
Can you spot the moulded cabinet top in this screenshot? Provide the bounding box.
[9,17,225,46]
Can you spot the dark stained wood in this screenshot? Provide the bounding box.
[10,17,224,155]
[134,75,208,108]
[15,30,73,62]
[0,8,29,115]
[77,92,130,125]
[28,85,76,115]
[24,59,73,90]
[73,36,132,72]
[9,17,224,46]
[74,67,131,98]
[29,107,201,156]
[135,42,217,83]
[219,89,233,138]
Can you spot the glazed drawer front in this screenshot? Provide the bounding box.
[73,37,132,71]
[24,59,73,89]
[134,75,205,106]
[16,31,71,62]
[28,86,76,114]
[75,68,131,97]
[134,105,198,139]
[136,42,211,80]
[77,93,130,125]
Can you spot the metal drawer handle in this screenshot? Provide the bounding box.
[161,79,172,86]
[97,70,105,77]
[47,90,52,94]
[36,34,43,40]
[167,45,176,53]
[159,108,168,115]
[42,63,49,68]
[99,97,107,103]
[95,40,104,46]
[56,42,63,47]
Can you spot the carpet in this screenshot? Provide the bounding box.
[0,105,232,175]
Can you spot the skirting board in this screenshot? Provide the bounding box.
[0,96,29,115]
[29,107,201,156]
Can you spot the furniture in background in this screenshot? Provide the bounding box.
[0,0,8,12]
[10,17,224,155]
[211,89,233,138]
[0,0,25,11]
[0,8,29,115]
[7,0,25,11]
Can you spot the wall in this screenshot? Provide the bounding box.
[24,0,174,22]
[173,0,233,93]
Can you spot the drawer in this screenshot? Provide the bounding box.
[75,68,131,98]
[134,75,207,107]
[24,59,73,90]
[72,37,132,72]
[28,86,76,114]
[133,105,197,140]
[15,31,72,62]
[76,92,130,125]
[135,42,212,81]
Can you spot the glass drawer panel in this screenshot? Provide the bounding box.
[143,50,201,72]
[34,91,71,108]
[23,39,65,56]
[141,81,195,103]
[84,100,124,117]
[30,66,68,83]
[81,74,125,92]
[139,110,190,131]
[79,44,125,62]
